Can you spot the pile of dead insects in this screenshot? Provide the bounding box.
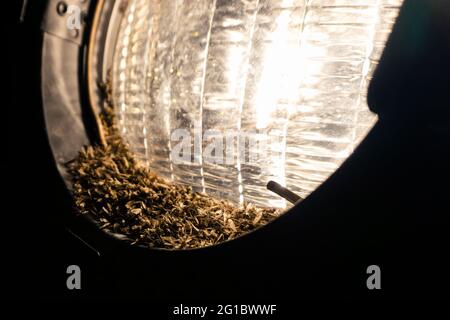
[66,104,280,249]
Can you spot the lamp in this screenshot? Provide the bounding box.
[111,0,403,208]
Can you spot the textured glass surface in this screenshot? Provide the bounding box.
[112,0,403,208]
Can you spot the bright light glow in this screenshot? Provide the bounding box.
[112,0,403,208]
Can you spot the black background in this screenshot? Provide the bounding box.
[8,0,450,302]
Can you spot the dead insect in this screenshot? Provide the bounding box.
[66,78,281,250]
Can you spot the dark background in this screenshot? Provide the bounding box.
[8,0,450,302]
[9,1,87,299]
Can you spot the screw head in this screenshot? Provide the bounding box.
[71,29,79,38]
[57,1,68,16]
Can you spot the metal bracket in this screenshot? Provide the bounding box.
[41,0,91,45]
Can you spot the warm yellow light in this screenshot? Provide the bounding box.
[112,0,403,208]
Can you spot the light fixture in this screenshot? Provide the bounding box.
[109,0,403,209]
[25,0,450,297]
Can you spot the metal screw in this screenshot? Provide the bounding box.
[71,29,79,38]
[57,1,68,16]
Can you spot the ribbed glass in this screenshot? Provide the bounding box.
[112,0,403,208]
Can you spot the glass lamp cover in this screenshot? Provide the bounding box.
[112,0,403,208]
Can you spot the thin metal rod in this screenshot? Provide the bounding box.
[66,228,101,257]
[20,0,29,23]
[267,180,302,204]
